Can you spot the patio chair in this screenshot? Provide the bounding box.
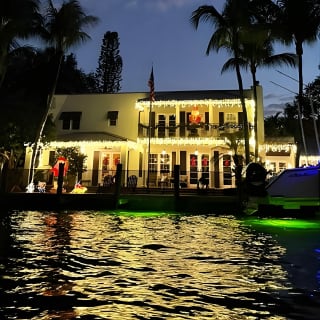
[97,175,115,193]
[179,175,188,188]
[127,175,138,191]
[103,175,115,187]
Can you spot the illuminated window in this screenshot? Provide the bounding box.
[160,153,170,172]
[169,114,176,137]
[201,154,209,172]
[149,154,158,172]
[279,162,287,171]
[190,154,198,184]
[223,154,232,185]
[158,114,165,138]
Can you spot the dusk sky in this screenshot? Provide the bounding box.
[52,0,320,116]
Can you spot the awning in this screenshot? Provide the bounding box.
[266,151,291,156]
[59,112,82,120]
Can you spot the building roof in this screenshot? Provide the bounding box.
[55,131,129,142]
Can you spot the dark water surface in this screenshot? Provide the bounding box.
[1,210,320,319]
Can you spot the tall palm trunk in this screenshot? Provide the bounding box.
[296,42,307,167]
[235,60,250,165]
[28,52,63,184]
[234,58,250,208]
[251,66,259,161]
[0,52,8,90]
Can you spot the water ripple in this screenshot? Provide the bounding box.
[0,211,319,319]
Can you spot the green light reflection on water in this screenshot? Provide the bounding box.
[102,209,320,230]
[101,210,320,230]
[243,218,320,230]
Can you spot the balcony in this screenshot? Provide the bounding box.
[138,122,244,139]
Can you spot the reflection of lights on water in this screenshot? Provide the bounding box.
[105,210,180,218]
[102,212,320,230]
[243,218,320,230]
[8,211,320,319]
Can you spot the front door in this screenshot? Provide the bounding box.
[101,152,121,182]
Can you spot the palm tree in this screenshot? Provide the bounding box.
[273,0,320,166]
[29,0,98,184]
[191,1,252,165]
[221,131,244,156]
[221,131,245,202]
[222,34,297,161]
[264,112,286,137]
[0,0,41,89]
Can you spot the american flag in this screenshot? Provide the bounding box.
[148,67,155,102]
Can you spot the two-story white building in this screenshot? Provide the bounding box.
[24,86,297,189]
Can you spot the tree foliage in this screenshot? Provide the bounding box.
[279,77,320,153]
[53,147,87,178]
[0,0,42,88]
[302,76,320,120]
[29,0,98,183]
[264,111,290,137]
[56,53,98,93]
[0,0,100,171]
[191,1,252,165]
[221,6,297,160]
[191,0,320,166]
[0,47,56,167]
[264,73,320,142]
[271,0,320,166]
[95,31,122,93]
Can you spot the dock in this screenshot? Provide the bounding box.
[0,188,243,215]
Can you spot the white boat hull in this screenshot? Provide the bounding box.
[248,166,320,216]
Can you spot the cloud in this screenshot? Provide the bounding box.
[279,95,294,103]
[153,0,195,10]
[124,0,139,9]
[264,93,294,102]
[78,0,201,14]
[264,103,286,117]
[118,0,206,12]
[263,91,295,117]
[264,93,279,100]
[263,91,294,117]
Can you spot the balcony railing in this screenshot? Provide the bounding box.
[138,122,246,139]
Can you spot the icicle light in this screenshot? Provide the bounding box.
[135,98,250,110]
[49,140,139,150]
[137,137,226,146]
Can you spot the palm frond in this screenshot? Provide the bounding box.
[190,5,224,29]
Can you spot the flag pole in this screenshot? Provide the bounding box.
[147,67,154,190]
[147,100,152,190]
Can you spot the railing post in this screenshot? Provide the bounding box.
[174,164,180,199]
[114,163,122,208]
[57,163,65,195]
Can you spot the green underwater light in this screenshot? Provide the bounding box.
[244,218,320,230]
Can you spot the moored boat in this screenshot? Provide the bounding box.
[246,164,320,217]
